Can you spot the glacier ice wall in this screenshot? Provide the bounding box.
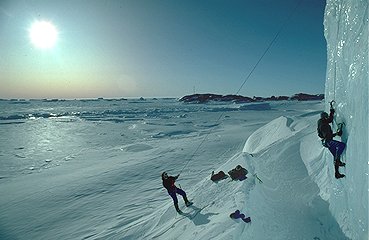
[324,0,368,239]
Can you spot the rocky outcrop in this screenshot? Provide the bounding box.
[179,94,253,103]
[179,93,324,103]
[289,93,324,101]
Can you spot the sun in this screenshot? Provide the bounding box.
[29,20,58,49]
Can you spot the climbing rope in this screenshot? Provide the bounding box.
[330,100,346,137]
[329,100,338,126]
[332,3,342,106]
[178,0,303,175]
[178,113,224,174]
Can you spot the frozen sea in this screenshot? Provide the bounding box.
[0,98,306,178]
[0,98,348,239]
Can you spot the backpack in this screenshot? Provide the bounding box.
[317,127,324,138]
[228,165,248,180]
[211,171,227,182]
[317,119,324,139]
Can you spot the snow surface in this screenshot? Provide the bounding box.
[1,0,368,239]
[0,99,348,239]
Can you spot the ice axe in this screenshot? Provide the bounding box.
[330,100,335,110]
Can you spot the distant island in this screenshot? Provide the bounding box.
[179,93,324,103]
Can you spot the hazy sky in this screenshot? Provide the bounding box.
[0,0,327,99]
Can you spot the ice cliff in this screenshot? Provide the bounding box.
[302,0,368,239]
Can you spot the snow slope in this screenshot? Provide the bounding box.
[1,100,350,240]
[241,114,345,240]
[121,106,347,240]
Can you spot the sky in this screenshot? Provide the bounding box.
[0,0,327,99]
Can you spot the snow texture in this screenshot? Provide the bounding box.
[0,99,350,240]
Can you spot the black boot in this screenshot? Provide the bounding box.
[183,196,193,207]
[335,172,345,179]
[174,203,182,213]
[334,162,345,179]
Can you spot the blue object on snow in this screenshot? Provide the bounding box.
[230,210,251,223]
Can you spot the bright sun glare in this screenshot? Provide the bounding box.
[29,20,58,49]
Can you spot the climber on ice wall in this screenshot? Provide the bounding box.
[317,102,346,179]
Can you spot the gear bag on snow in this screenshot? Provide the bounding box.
[210,171,228,182]
[228,165,248,181]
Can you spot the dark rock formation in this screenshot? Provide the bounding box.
[179,94,253,103]
[289,93,324,101]
[179,93,324,103]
